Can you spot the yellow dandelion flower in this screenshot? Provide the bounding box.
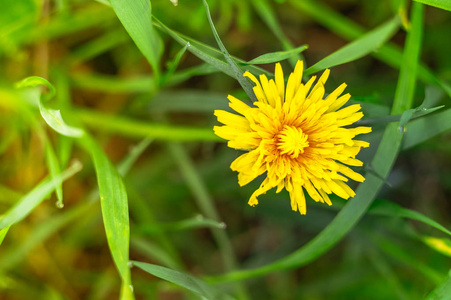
[214,61,372,215]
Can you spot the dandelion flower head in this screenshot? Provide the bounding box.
[214,61,371,214]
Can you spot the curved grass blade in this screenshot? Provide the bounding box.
[426,271,451,300]
[78,135,133,299]
[242,45,308,65]
[202,0,257,102]
[414,0,451,11]
[131,261,236,300]
[152,17,272,79]
[160,43,189,86]
[357,104,443,126]
[0,201,93,272]
[16,76,84,138]
[305,17,400,75]
[110,0,163,78]
[208,2,424,283]
[0,161,82,230]
[368,199,451,236]
[402,107,451,150]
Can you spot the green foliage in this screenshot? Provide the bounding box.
[0,0,450,299]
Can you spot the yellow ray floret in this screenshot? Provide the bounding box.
[213,60,371,215]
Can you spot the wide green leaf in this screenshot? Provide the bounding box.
[78,135,133,299]
[414,0,451,11]
[305,17,400,75]
[110,0,163,77]
[132,261,236,300]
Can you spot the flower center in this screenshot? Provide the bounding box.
[276,125,309,158]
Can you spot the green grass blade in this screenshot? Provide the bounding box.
[44,140,63,207]
[403,108,451,149]
[0,226,10,246]
[305,17,400,75]
[117,138,153,176]
[74,108,219,142]
[78,135,133,298]
[414,0,451,11]
[131,261,236,300]
[110,0,163,78]
[160,43,189,86]
[251,0,303,67]
[242,45,308,65]
[152,17,273,80]
[70,73,155,93]
[208,2,424,283]
[369,199,451,236]
[16,76,84,137]
[202,0,257,102]
[0,201,93,272]
[357,104,443,126]
[426,271,451,300]
[0,161,82,230]
[131,238,180,270]
[136,215,226,234]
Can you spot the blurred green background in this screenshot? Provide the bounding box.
[0,0,450,299]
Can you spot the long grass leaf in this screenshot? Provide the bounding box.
[202,0,257,102]
[368,199,451,236]
[0,202,93,272]
[131,261,236,300]
[16,76,84,137]
[75,108,219,141]
[305,17,400,75]
[402,108,451,149]
[110,0,162,77]
[78,135,133,299]
[152,17,272,80]
[0,161,82,230]
[243,45,308,65]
